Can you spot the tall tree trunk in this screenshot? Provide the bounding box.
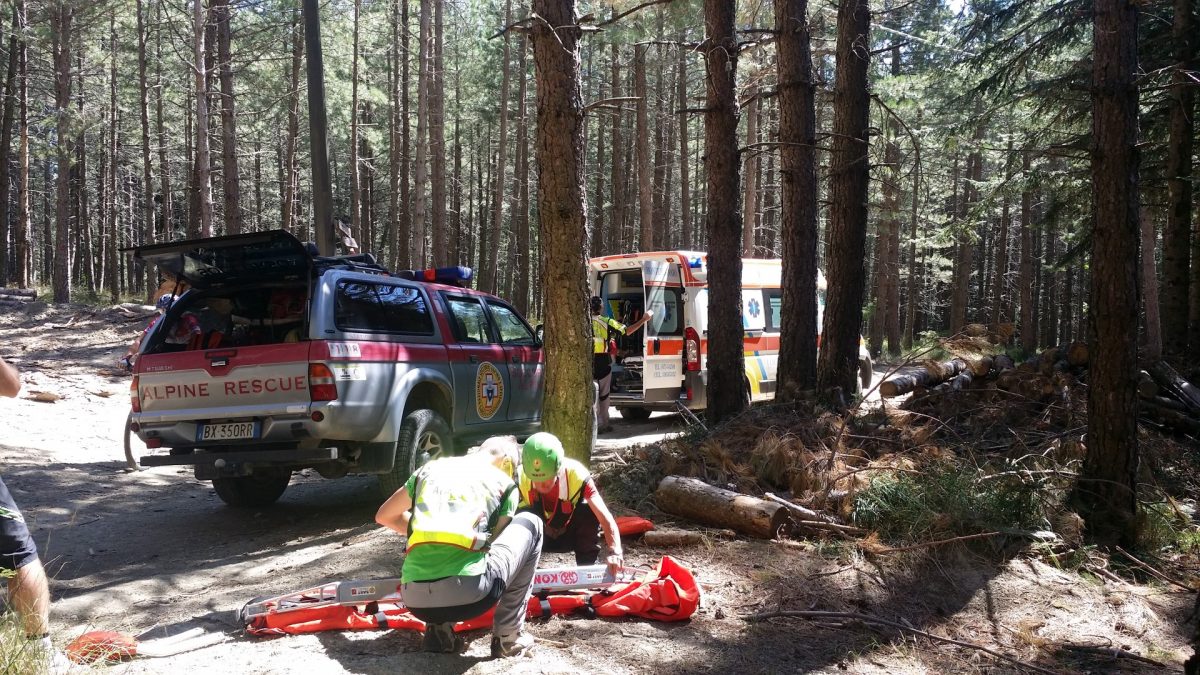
[514,35,531,314]
[991,140,1014,327]
[634,46,653,251]
[429,0,447,266]
[741,88,759,257]
[1163,0,1193,357]
[387,0,401,264]
[484,0,512,290]
[193,0,213,238]
[283,10,301,233]
[411,0,431,266]
[881,46,902,356]
[677,44,691,250]
[532,0,591,460]
[816,0,870,397]
[137,0,154,296]
[902,122,921,350]
[215,0,240,235]
[14,0,29,289]
[760,102,777,254]
[947,153,964,331]
[397,0,411,268]
[1141,206,1162,360]
[703,0,744,424]
[107,14,119,299]
[1073,0,1140,547]
[51,3,72,303]
[651,30,669,250]
[609,39,626,253]
[155,0,172,241]
[1019,149,1035,352]
[74,56,88,290]
[349,0,362,244]
[1042,216,1059,346]
[590,63,606,257]
[775,0,819,399]
[0,8,16,284]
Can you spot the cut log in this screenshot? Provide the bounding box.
[655,476,792,539]
[641,529,706,547]
[0,299,28,309]
[1139,399,1200,436]
[879,359,967,398]
[965,355,994,378]
[0,287,37,299]
[1147,361,1200,414]
[993,354,1015,372]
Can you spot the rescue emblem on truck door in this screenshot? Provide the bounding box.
[475,362,505,420]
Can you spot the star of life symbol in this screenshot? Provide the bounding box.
[747,297,761,318]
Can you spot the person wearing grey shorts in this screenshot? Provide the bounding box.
[375,438,542,657]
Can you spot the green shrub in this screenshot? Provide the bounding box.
[852,463,1045,544]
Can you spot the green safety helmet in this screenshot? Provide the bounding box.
[522,432,564,482]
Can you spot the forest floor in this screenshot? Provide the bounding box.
[0,298,1197,674]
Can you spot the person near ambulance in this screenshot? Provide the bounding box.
[590,295,651,433]
[374,437,543,658]
[519,432,624,574]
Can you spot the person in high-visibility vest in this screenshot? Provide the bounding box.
[590,295,652,434]
[518,432,624,574]
[375,437,543,657]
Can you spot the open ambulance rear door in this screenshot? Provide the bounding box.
[640,261,685,405]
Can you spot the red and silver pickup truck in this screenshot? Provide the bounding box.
[129,230,544,507]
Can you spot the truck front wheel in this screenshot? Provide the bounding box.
[212,468,291,507]
[378,409,452,497]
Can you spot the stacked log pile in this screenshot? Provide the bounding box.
[0,288,36,308]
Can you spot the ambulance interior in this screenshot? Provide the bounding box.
[595,268,684,396]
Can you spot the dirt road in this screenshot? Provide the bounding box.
[1,301,1193,674]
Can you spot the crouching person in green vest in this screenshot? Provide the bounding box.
[375,437,542,657]
[519,432,624,574]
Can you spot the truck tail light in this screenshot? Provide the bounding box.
[309,364,338,402]
[130,376,141,413]
[685,327,701,372]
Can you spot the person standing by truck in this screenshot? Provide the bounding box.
[0,358,69,672]
[590,296,651,433]
[374,437,542,657]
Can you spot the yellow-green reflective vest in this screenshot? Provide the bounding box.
[407,456,515,552]
[592,315,625,354]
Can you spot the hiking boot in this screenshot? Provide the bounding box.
[421,623,462,653]
[490,632,535,658]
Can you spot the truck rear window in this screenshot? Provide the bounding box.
[335,281,434,335]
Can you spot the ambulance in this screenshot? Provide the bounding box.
[588,252,871,420]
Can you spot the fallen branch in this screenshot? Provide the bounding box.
[743,610,1057,675]
[1057,643,1167,668]
[793,520,865,535]
[1114,545,1195,592]
[763,492,844,525]
[866,531,1005,554]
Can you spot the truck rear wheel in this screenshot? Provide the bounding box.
[378,409,452,497]
[212,468,291,508]
[618,407,652,422]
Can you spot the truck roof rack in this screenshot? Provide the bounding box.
[311,251,392,276]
